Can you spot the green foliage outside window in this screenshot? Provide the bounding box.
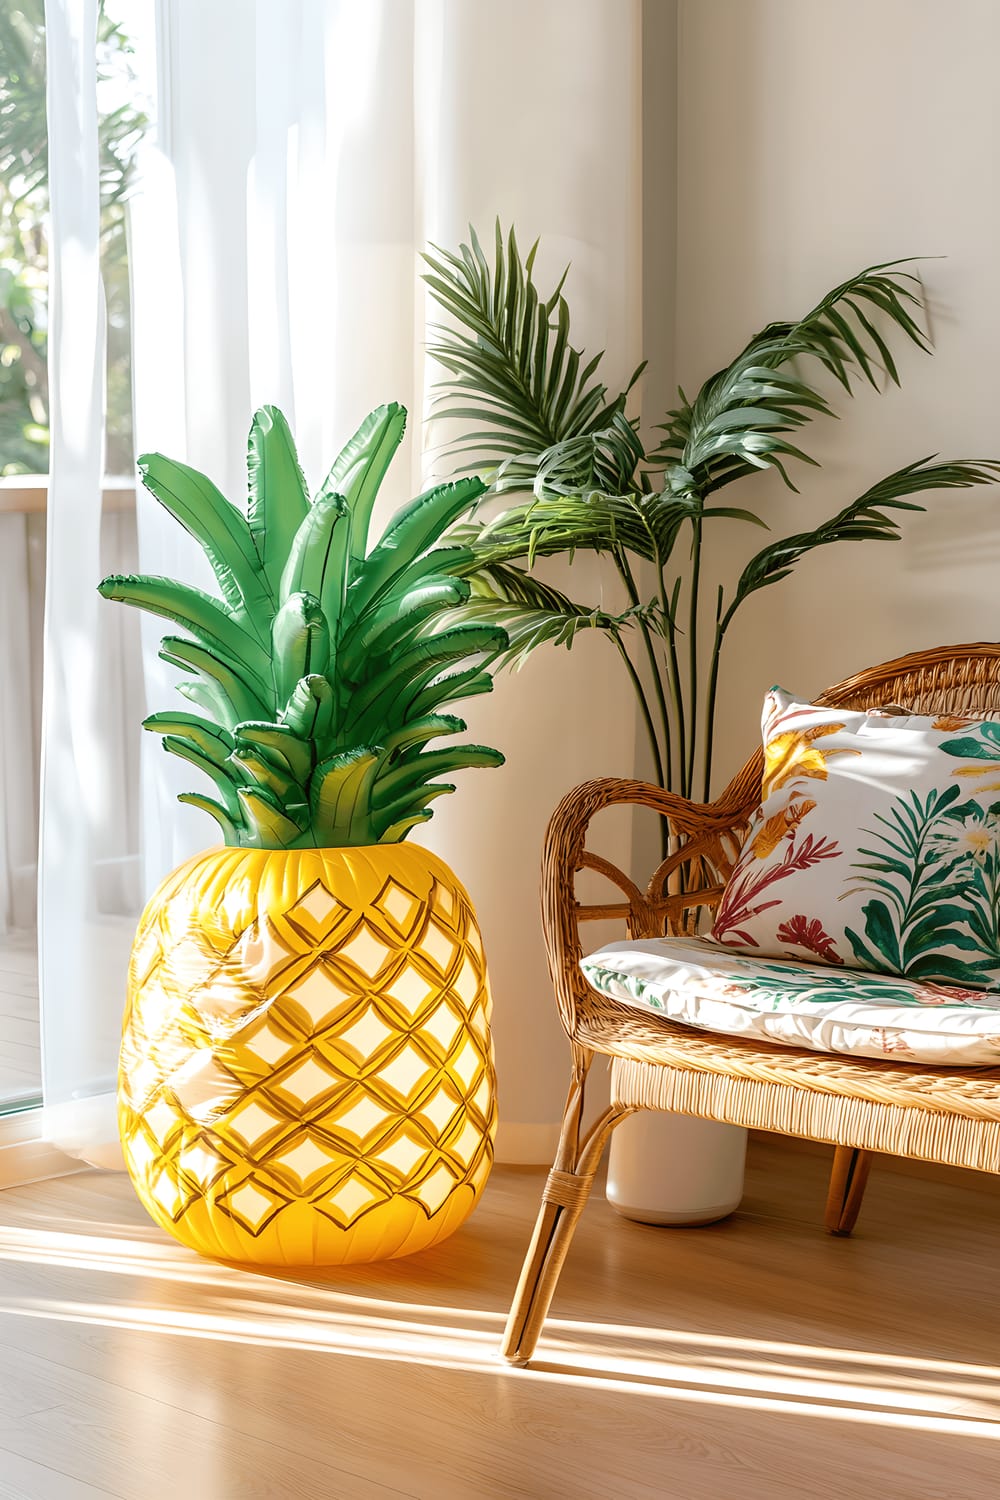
[0,1,146,476]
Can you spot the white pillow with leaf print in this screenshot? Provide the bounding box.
[709,687,1000,990]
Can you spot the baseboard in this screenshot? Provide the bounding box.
[494,1120,560,1166]
[0,1109,82,1189]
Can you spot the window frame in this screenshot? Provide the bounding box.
[0,475,136,513]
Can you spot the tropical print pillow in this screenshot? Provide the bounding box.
[710,688,1000,990]
[580,935,1000,1064]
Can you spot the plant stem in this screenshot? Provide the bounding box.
[615,636,664,788]
[685,510,703,800]
[708,586,751,800]
[702,608,725,803]
[614,549,674,790]
[662,570,687,797]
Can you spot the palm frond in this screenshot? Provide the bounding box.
[464,559,585,613]
[449,601,627,671]
[423,221,642,486]
[653,262,929,493]
[722,458,1000,625]
[445,564,648,671]
[528,410,647,500]
[460,488,702,572]
[423,225,1000,804]
[780,259,929,388]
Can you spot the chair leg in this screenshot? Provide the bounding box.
[825,1145,874,1236]
[502,1068,632,1367]
[501,1164,599,1367]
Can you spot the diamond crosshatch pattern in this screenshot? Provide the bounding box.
[119,845,497,1265]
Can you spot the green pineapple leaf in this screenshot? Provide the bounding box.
[281,674,335,742]
[138,453,273,631]
[339,577,472,680]
[381,713,467,758]
[233,721,312,784]
[279,493,350,634]
[344,623,507,741]
[377,783,456,843]
[271,592,331,707]
[159,736,242,819]
[177,794,239,843]
[99,574,272,702]
[318,402,408,570]
[237,786,310,849]
[247,406,311,595]
[142,710,234,765]
[175,678,242,733]
[158,635,271,726]
[372,744,505,812]
[310,749,381,847]
[99,404,506,849]
[345,477,487,621]
[230,746,301,803]
[407,665,496,721]
[379,810,435,843]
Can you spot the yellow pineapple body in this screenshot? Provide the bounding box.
[119,845,497,1264]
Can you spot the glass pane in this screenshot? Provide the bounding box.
[0,2,146,1110]
[98,0,147,477]
[0,4,49,478]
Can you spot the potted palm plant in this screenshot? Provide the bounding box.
[421,225,1000,1225]
[100,403,506,1265]
[422,226,999,803]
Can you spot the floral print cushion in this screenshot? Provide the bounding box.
[580,936,1000,1064]
[709,688,1000,990]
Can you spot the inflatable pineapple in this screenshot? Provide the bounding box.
[101,405,502,1265]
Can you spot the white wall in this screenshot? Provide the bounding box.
[419,1,644,1161]
[674,0,1000,793]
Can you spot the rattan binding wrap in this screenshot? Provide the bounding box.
[503,643,1000,1367]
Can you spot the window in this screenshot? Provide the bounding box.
[0,0,146,480]
[0,2,145,1112]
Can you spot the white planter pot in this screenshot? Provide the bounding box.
[606,1111,748,1225]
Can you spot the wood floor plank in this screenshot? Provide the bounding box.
[0,1142,997,1497]
[0,1397,412,1500]
[0,1448,116,1500]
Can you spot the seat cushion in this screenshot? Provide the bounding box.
[580,935,1000,1064]
[709,687,1000,989]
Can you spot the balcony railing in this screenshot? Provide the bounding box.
[0,476,138,1108]
[0,476,136,514]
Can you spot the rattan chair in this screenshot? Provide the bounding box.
[502,643,1000,1366]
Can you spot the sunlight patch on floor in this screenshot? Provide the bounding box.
[0,1218,996,1438]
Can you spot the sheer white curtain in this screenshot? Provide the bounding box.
[41,0,643,1162]
[0,512,43,936]
[41,0,137,1162]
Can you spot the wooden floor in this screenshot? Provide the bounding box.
[0,934,39,1109]
[0,1137,996,1499]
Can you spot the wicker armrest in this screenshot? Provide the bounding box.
[540,776,750,1041]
